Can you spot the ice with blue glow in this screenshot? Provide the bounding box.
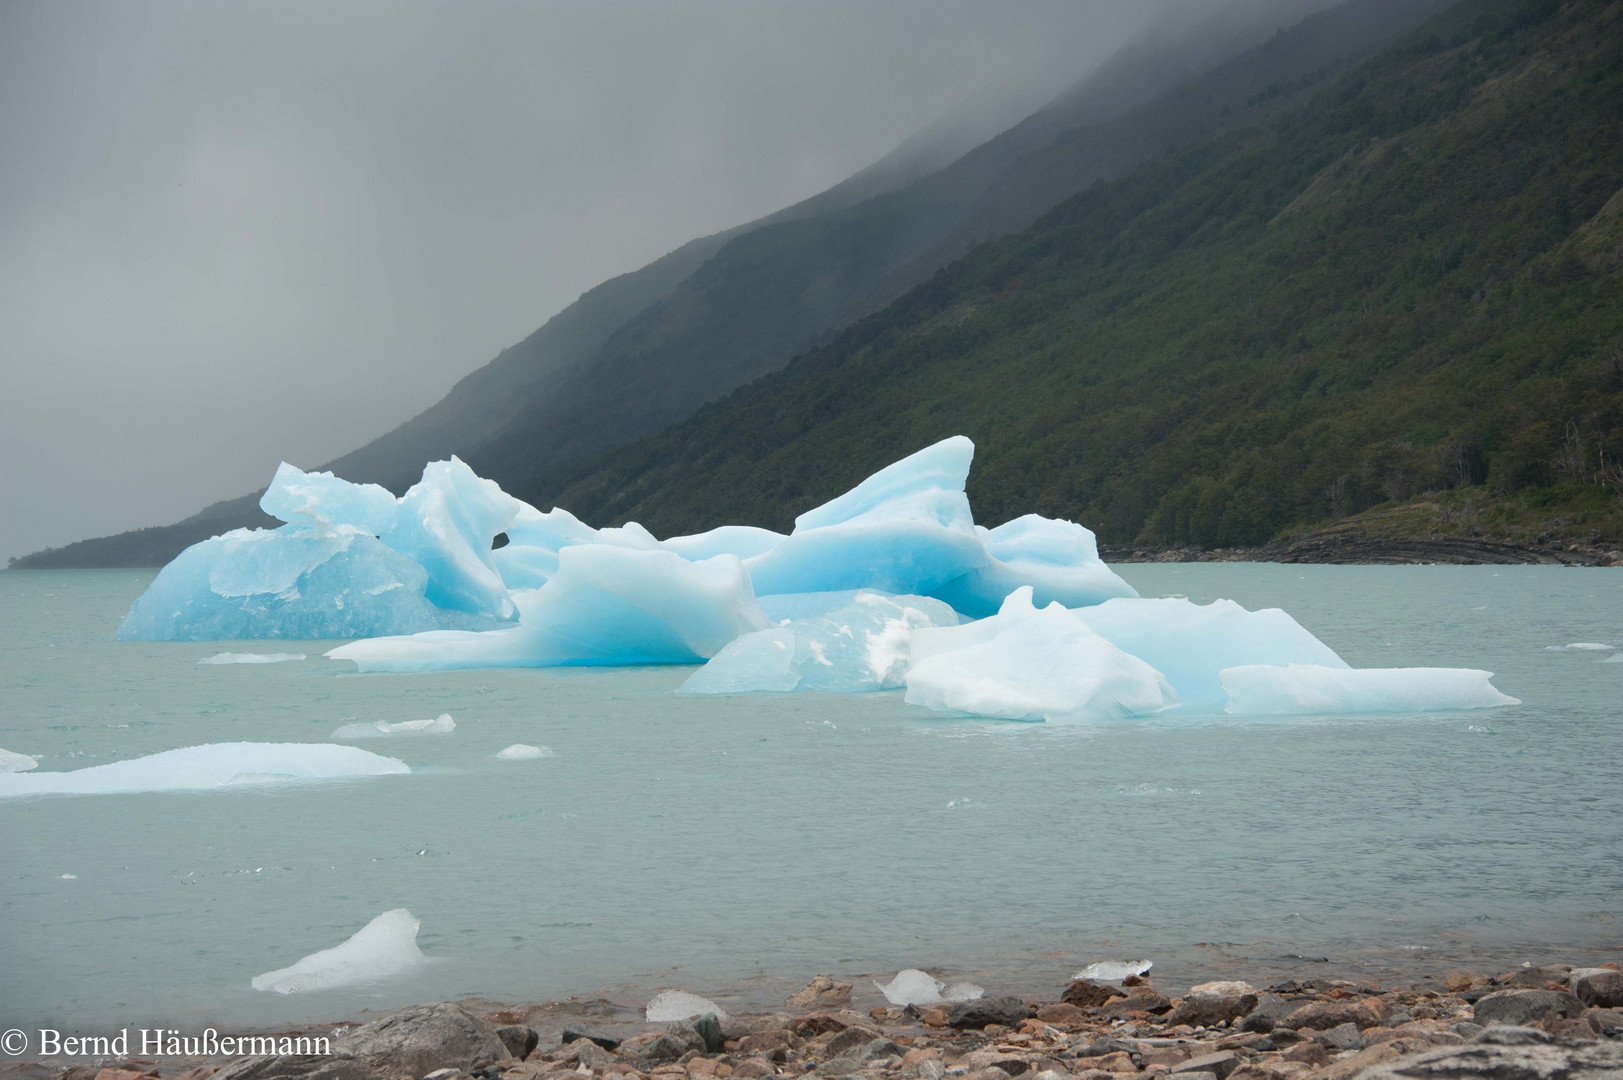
[1219,664,1520,714]
[682,592,959,694]
[329,545,770,671]
[0,742,409,799]
[933,514,1138,617]
[381,457,522,619]
[1075,597,1348,708]
[904,587,1178,722]
[259,461,398,536]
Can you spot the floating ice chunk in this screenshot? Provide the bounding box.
[59,873,76,880]
[0,742,409,798]
[381,457,521,619]
[332,714,455,738]
[330,546,770,671]
[250,908,424,994]
[905,588,1177,723]
[646,989,728,1022]
[682,592,958,694]
[874,969,985,1006]
[933,515,1138,617]
[260,461,398,536]
[1075,597,1347,708]
[0,747,39,773]
[116,525,489,641]
[1605,653,1623,664]
[744,437,989,597]
[1546,642,1615,651]
[661,525,787,562]
[198,652,306,665]
[1220,664,1520,714]
[1074,959,1153,981]
[495,744,554,760]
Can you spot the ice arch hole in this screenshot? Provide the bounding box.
[491,532,509,550]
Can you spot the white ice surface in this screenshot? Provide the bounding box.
[1547,642,1614,651]
[933,515,1137,617]
[905,588,1177,722]
[331,714,455,738]
[0,743,409,798]
[330,546,770,671]
[495,744,554,760]
[1075,597,1347,709]
[682,592,959,694]
[874,969,985,1006]
[1220,664,1520,714]
[645,989,728,1022]
[1074,959,1153,981]
[660,525,787,562]
[381,457,521,619]
[198,652,306,665]
[260,461,399,536]
[0,747,39,773]
[250,908,424,994]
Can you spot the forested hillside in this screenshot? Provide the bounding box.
[541,0,1623,553]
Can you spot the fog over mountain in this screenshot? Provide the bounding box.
[0,0,1205,562]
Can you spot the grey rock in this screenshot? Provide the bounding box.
[1497,966,1571,990]
[1166,992,1258,1029]
[916,1062,946,1080]
[213,1056,379,1080]
[1172,1074,1217,1080]
[494,1026,537,1061]
[1585,1007,1623,1035]
[545,1039,614,1068]
[1570,969,1623,1008]
[1356,1038,1623,1079]
[824,1026,883,1058]
[559,1030,620,1052]
[1448,1021,1484,1040]
[335,1003,514,1078]
[1071,1036,1140,1059]
[720,1017,754,1041]
[691,1013,725,1055]
[1473,989,1585,1028]
[948,995,1034,1030]
[1239,993,1295,1033]
[730,1059,777,1080]
[1472,1026,1554,1046]
[750,1012,798,1034]
[1314,1022,1362,1051]
[1060,980,1118,1009]
[422,1070,463,1080]
[985,1060,1027,1078]
[855,1039,904,1065]
[1169,1051,1239,1080]
[663,1021,708,1055]
[620,1033,690,1068]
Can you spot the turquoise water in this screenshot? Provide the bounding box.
[2,566,1620,1032]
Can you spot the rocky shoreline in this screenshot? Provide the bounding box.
[18,962,1623,1080]
[1100,535,1623,567]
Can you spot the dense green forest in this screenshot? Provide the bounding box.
[536,0,1623,553]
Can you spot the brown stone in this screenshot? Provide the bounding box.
[1227,1063,1312,1080]
[1100,987,1171,1017]
[1170,1051,1239,1080]
[919,1007,951,1028]
[1442,974,1473,993]
[96,1071,146,1080]
[1062,980,1120,1009]
[824,1026,882,1059]
[1282,1043,1328,1067]
[790,1013,846,1037]
[1141,1047,1191,1068]
[1279,996,1389,1030]
[1091,1052,1137,1074]
[786,975,852,1011]
[734,1031,799,1056]
[901,1049,942,1067]
[1034,1003,1088,1028]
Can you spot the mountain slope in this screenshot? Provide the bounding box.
[539,0,1623,553]
[14,0,1449,569]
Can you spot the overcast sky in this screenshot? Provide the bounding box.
[0,0,1177,563]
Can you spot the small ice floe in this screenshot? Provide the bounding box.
[1219,665,1518,714]
[0,747,39,773]
[874,968,984,1006]
[646,989,728,1022]
[1545,643,1614,651]
[495,744,554,760]
[0,743,408,799]
[251,908,424,994]
[1605,653,1623,664]
[1074,959,1153,981]
[59,873,77,880]
[331,713,456,739]
[199,652,306,665]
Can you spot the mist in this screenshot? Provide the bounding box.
[0,0,1186,562]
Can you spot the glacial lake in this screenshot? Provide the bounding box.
[2,565,1620,1032]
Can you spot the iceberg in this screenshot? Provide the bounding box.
[660,524,787,562]
[495,743,553,760]
[115,524,491,641]
[904,588,1177,722]
[1074,959,1153,981]
[646,989,728,1022]
[1219,664,1520,715]
[260,461,398,536]
[932,515,1138,617]
[1075,597,1347,708]
[682,592,959,694]
[0,747,39,773]
[329,546,770,671]
[743,437,990,597]
[331,714,455,738]
[381,457,522,619]
[250,908,424,994]
[198,652,306,665]
[0,742,409,798]
[492,504,649,590]
[874,969,984,1006]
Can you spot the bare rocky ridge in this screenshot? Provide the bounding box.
[25,962,1623,1080]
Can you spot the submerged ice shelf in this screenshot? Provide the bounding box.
[0,743,409,799]
[116,436,1520,720]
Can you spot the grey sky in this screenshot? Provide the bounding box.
[0,0,1173,562]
